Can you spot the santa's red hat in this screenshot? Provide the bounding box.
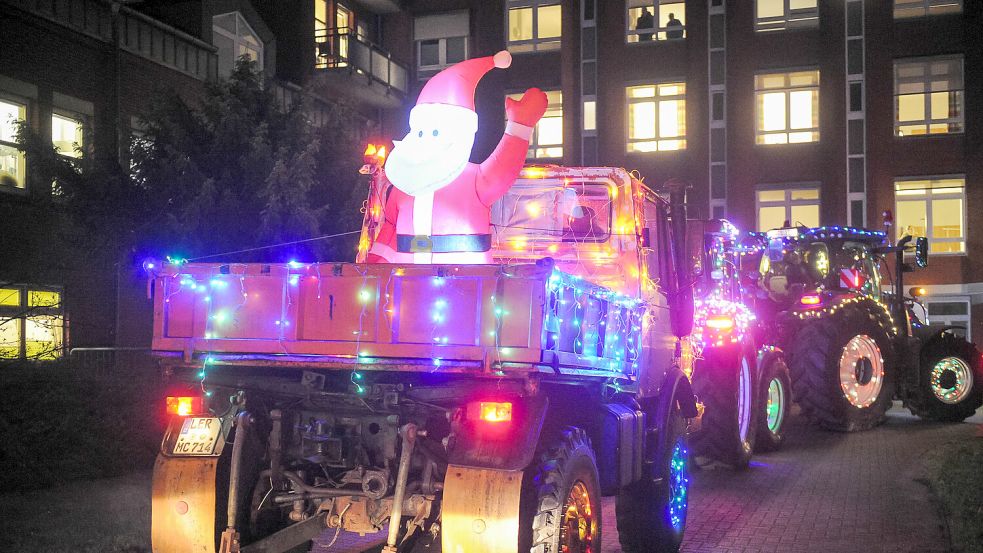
[416,51,512,111]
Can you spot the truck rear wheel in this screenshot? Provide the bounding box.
[690,345,756,468]
[615,400,689,553]
[908,334,983,422]
[523,427,601,553]
[754,356,791,452]
[789,305,894,432]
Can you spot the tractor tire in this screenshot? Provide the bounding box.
[690,344,756,468]
[788,303,895,432]
[616,398,690,553]
[755,354,791,452]
[521,427,602,553]
[908,334,983,422]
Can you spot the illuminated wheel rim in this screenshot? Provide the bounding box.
[930,357,973,405]
[838,334,885,408]
[765,377,786,433]
[560,481,595,553]
[738,357,752,443]
[667,439,689,532]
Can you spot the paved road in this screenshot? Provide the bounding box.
[1,404,978,553]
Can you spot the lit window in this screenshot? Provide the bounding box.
[213,11,264,77]
[51,113,83,158]
[627,1,686,42]
[415,12,469,73]
[0,98,26,190]
[756,0,819,32]
[895,176,965,254]
[755,70,819,145]
[894,57,963,137]
[894,0,961,18]
[507,1,561,53]
[627,83,687,153]
[0,286,64,360]
[756,187,820,231]
[507,90,563,159]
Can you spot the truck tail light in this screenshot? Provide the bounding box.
[468,401,513,423]
[166,396,202,417]
[705,315,734,330]
[800,294,822,306]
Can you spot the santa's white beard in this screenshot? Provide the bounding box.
[385,133,474,197]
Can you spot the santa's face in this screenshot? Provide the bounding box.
[385,103,478,197]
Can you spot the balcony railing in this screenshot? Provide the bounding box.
[315,27,408,96]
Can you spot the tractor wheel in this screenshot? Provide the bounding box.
[690,344,756,468]
[788,304,895,432]
[908,334,983,422]
[616,398,690,553]
[755,355,791,452]
[522,427,601,553]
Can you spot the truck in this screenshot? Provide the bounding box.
[148,165,701,553]
[684,220,791,468]
[743,225,982,431]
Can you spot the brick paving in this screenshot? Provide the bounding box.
[603,403,982,553]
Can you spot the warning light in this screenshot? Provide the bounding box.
[376,145,387,160]
[469,401,513,423]
[166,396,203,417]
[800,294,822,306]
[364,143,378,157]
[909,287,926,298]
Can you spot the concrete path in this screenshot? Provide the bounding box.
[1,404,978,553]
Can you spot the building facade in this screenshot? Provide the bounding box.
[369,0,982,342]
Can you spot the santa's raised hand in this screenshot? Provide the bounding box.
[367,51,548,265]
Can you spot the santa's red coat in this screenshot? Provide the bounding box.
[369,131,530,264]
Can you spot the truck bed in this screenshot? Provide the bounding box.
[151,260,643,379]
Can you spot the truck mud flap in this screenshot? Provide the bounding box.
[152,454,220,553]
[442,466,522,553]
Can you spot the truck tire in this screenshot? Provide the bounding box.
[690,344,756,468]
[908,334,983,422]
[754,355,791,452]
[523,427,601,553]
[615,399,689,553]
[788,304,894,432]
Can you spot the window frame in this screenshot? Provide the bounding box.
[417,36,469,73]
[893,56,964,137]
[754,69,820,145]
[893,175,966,256]
[50,110,85,160]
[0,93,29,193]
[0,284,65,361]
[755,0,820,32]
[625,81,688,153]
[893,0,962,18]
[924,297,972,341]
[213,11,265,76]
[625,0,687,43]
[505,0,562,54]
[755,184,821,231]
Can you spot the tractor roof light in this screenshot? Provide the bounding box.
[800,294,822,307]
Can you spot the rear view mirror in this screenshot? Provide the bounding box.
[914,237,928,268]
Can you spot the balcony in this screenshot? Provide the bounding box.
[314,27,408,109]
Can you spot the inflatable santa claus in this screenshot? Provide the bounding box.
[366,50,548,264]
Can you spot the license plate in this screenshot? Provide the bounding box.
[173,417,221,455]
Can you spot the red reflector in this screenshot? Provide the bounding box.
[468,401,513,423]
[800,294,822,306]
[705,316,734,330]
[166,396,202,417]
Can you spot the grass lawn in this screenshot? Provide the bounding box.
[925,429,983,553]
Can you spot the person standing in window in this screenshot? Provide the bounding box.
[636,8,654,41]
[666,13,683,39]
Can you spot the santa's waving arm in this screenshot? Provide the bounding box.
[477,86,548,206]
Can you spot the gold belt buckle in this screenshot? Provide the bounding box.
[408,235,433,253]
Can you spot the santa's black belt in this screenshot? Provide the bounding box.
[396,234,492,253]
